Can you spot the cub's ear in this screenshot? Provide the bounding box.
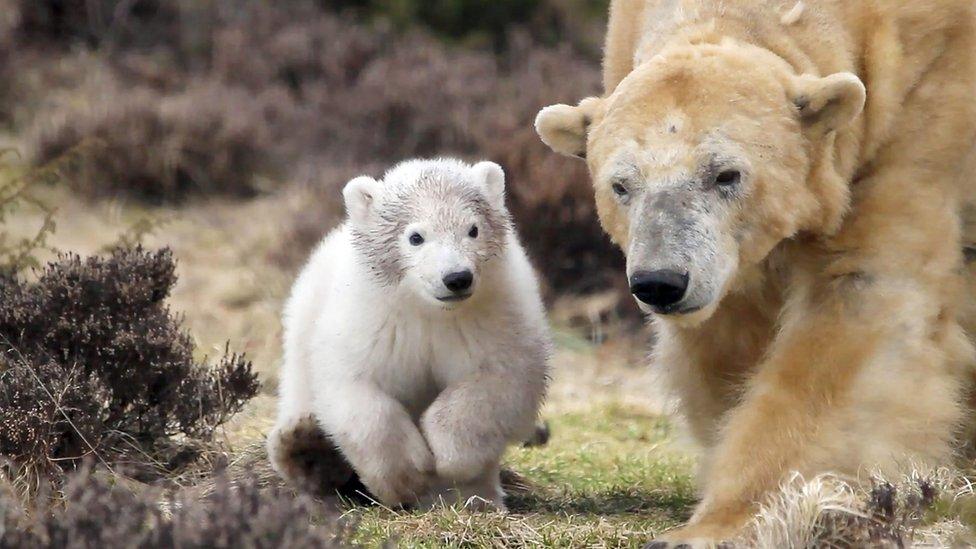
[789,72,865,134]
[343,175,380,224]
[534,97,602,159]
[471,161,505,207]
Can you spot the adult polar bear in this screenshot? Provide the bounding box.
[537,0,976,546]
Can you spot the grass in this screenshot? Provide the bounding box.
[346,402,696,547]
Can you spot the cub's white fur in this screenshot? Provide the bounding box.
[268,158,551,509]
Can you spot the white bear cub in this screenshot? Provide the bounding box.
[269,158,551,510]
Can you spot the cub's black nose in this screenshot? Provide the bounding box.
[629,270,689,309]
[443,270,473,292]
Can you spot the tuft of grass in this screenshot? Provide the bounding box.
[743,467,976,547]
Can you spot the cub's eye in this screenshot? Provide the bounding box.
[409,233,424,246]
[715,170,741,187]
[611,182,629,197]
[468,225,479,238]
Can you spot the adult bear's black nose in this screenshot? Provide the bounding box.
[629,270,688,309]
[443,270,473,292]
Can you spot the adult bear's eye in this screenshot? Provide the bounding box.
[612,182,628,197]
[409,232,424,246]
[468,225,479,238]
[715,170,741,187]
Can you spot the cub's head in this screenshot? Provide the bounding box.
[536,43,864,322]
[343,159,511,309]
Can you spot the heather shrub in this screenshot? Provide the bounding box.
[7,0,607,54]
[309,32,498,161]
[0,467,349,548]
[11,0,182,49]
[29,84,274,201]
[348,0,541,47]
[210,4,385,94]
[322,0,608,53]
[0,247,259,489]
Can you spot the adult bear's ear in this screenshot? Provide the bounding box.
[535,97,603,159]
[471,161,506,208]
[789,72,865,135]
[343,175,381,224]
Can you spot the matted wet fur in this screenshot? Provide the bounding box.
[267,416,370,503]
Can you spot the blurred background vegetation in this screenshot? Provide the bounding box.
[1,0,634,310]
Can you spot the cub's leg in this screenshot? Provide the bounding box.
[420,363,546,498]
[318,381,435,507]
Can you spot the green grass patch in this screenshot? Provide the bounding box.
[346,402,696,548]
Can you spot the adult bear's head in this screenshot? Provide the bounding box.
[536,42,864,323]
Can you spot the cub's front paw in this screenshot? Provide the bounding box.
[403,426,436,476]
[361,460,432,507]
[421,418,493,483]
[361,429,435,507]
[418,473,506,513]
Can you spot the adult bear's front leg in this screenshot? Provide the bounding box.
[648,270,971,547]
